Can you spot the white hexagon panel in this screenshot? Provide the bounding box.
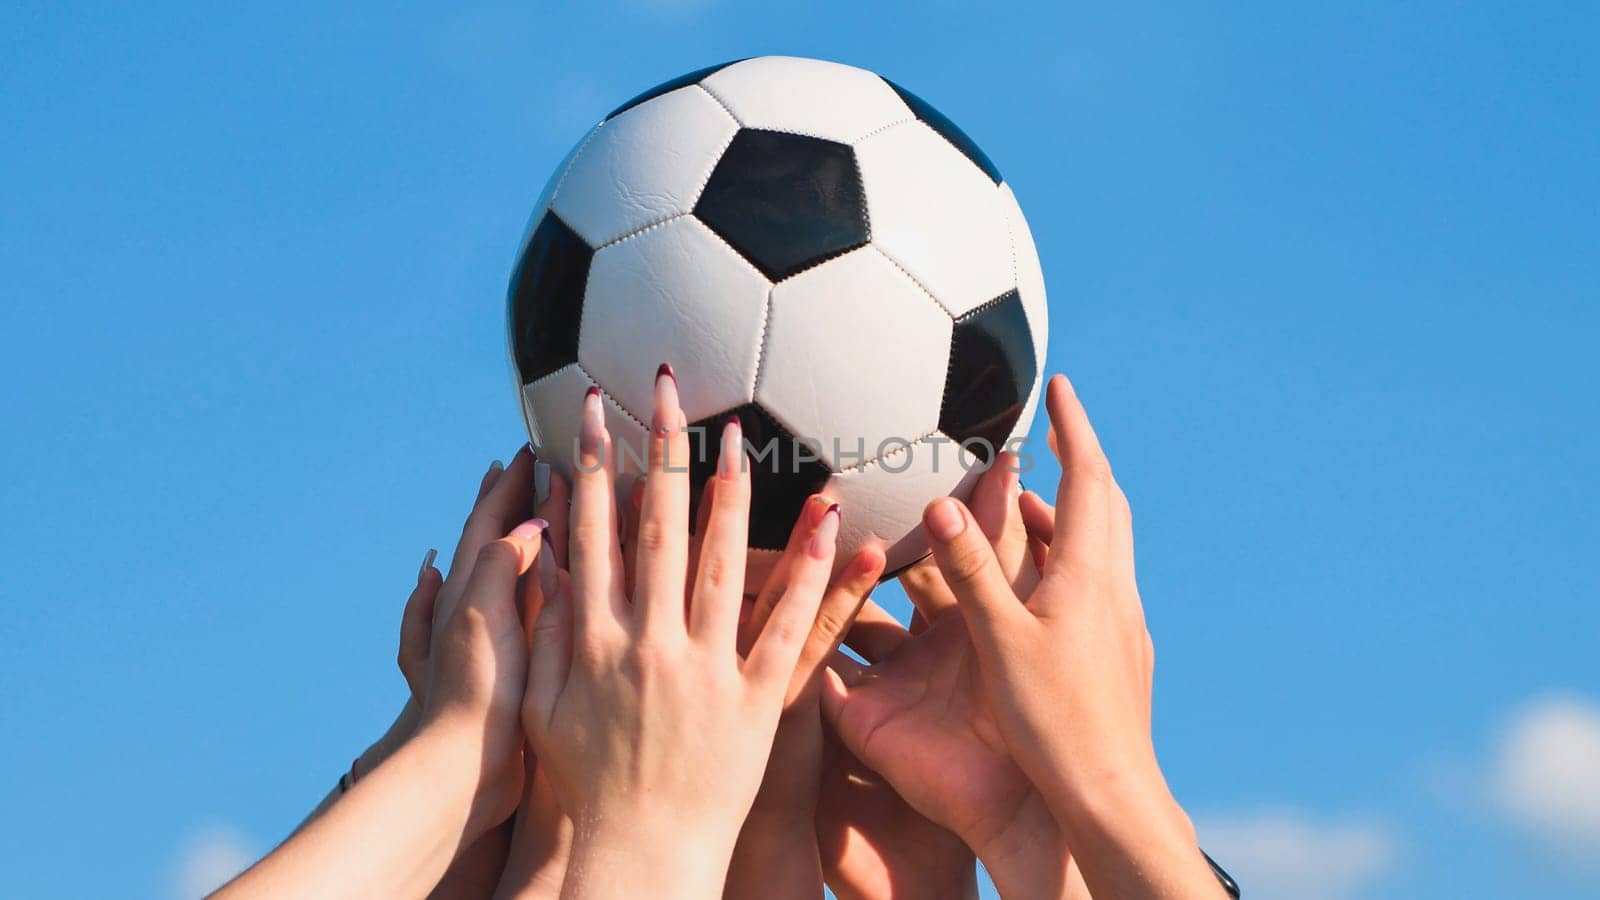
[701,56,913,144]
[522,363,651,488]
[578,216,770,425]
[551,85,738,248]
[854,120,1015,318]
[757,247,951,469]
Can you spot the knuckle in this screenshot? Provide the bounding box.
[634,517,672,555]
[697,552,733,595]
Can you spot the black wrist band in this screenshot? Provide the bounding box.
[1202,848,1240,898]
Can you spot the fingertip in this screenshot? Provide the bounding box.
[924,497,969,543]
[417,547,438,583]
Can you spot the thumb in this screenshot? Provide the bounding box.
[923,497,1028,654]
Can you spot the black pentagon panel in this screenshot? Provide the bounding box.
[687,403,833,550]
[694,129,869,281]
[606,59,746,121]
[939,290,1037,464]
[509,213,593,384]
[882,78,1002,185]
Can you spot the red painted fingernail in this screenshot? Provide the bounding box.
[657,362,676,384]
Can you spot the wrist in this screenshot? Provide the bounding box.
[973,792,1071,900]
[408,716,519,841]
[564,819,733,900]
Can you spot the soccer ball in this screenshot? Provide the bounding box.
[507,56,1048,587]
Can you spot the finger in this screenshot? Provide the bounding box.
[526,553,574,739]
[398,548,441,696]
[788,546,885,699]
[746,502,840,687]
[745,494,833,645]
[1043,375,1117,572]
[570,386,627,637]
[634,363,692,638]
[843,597,910,663]
[1018,490,1055,546]
[536,466,572,569]
[972,451,1034,594]
[440,448,536,623]
[924,497,1029,651]
[461,519,545,626]
[898,555,958,625]
[818,664,897,770]
[476,459,505,502]
[689,417,751,646]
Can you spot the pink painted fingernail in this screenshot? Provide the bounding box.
[808,504,841,559]
[925,498,966,542]
[510,518,549,540]
[718,415,742,479]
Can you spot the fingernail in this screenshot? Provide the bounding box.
[534,460,551,502]
[580,386,604,455]
[809,504,841,558]
[510,518,549,540]
[718,415,742,479]
[488,459,504,475]
[925,498,966,542]
[418,548,437,581]
[652,363,678,436]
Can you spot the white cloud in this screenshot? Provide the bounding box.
[171,825,256,899]
[1491,693,1600,861]
[1196,810,1396,900]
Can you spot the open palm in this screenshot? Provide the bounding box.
[825,610,1040,860]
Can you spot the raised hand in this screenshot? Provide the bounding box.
[521,366,842,900]
[907,375,1222,899]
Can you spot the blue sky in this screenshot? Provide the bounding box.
[3,2,1597,898]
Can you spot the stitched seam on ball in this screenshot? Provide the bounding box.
[687,117,744,213]
[870,245,953,321]
[851,114,915,145]
[834,428,947,473]
[1002,191,1020,309]
[850,142,871,242]
[695,82,742,125]
[573,360,650,432]
[593,212,691,251]
[749,282,775,402]
[550,122,605,210]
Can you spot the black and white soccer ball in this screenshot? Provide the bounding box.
[507,55,1047,587]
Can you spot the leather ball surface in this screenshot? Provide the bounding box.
[507,55,1048,587]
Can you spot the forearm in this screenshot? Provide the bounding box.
[493,775,574,900]
[724,817,824,900]
[972,793,1076,900]
[216,724,484,900]
[1044,774,1222,900]
[434,823,514,900]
